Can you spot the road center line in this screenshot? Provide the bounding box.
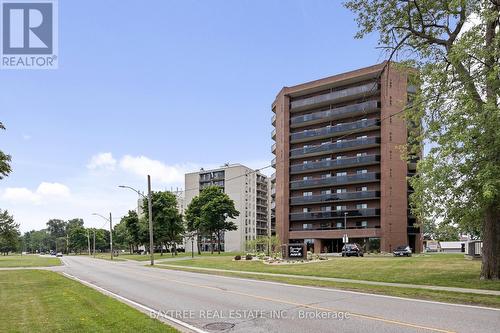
[122,266,456,333]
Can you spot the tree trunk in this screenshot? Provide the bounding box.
[210,234,214,254]
[160,242,164,256]
[481,204,500,279]
[196,234,201,255]
[217,231,221,254]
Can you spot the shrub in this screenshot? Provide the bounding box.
[245,254,253,260]
[234,255,241,260]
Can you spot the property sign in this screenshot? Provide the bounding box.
[342,234,349,244]
[288,244,304,258]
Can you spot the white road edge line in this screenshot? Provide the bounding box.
[156,265,500,312]
[61,272,209,333]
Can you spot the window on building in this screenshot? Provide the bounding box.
[321,206,332,212]
[336,222,344,228]
[356,186,368,192]
[321,189,332,195]
[336,188,347,193]
[303,191,313,197]
[357,135,368,139]
[321,173,332,179]
[356,152,367,157]
[303,223,312,230]
[356,203,368,209]
[336,171,347,177]
[336,205,347,211]
[357,169,368,174]
[303,208,310,213]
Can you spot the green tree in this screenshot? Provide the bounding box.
[345,0,500,279]
[0,209,20,255]
[0,122,12,180]
[199,187,239,254]
[113,220,132,253]
[68,226,87,254]
[122,210,141,252]
[185,186,230,254]
[143,191,184,255]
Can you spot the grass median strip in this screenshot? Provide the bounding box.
[0,270,178,333]
[0,255,61,268]
[154,265,500,309]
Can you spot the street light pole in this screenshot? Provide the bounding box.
[147,175,154,266]
[92,213,114,260]
[118,176,155,266]
[87,230,91,256]
[93,230,96,258]
[109,212,114,260]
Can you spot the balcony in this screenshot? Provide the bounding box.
[271,157,276,168]
[290,155,380,174]
[290,137,380,159]
[290,82,379,112]
[272,128,276,140]
[290,172,380,190]
[272,143,276,154]
[291,118,379,143]
[272,114,276,126]
[270,172,276,183]
[407,226,420,234]
[290,225,381,232]
[290,191,380,205]
[290,100,380,128]
[290,208,380,221]
[271,187,276,197]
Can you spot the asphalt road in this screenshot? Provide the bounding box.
[60,256,500,333]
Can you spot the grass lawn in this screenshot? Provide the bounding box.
[0,255,60,268]
[159,266,500,309]
[158,253,500,291]
[0,270,178,333]
[119,251,240,261]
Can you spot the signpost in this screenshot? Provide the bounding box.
[343,234,349,244]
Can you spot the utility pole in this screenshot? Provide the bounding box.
[93,230,96,258]
[148,175,154,266]
[109,212,114,260]
[87,230,91,256]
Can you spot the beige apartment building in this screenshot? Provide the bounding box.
[184,164,272,252]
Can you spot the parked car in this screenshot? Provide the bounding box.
[393,245,412,257]
[341,243,364,257]
[56,252,63,257]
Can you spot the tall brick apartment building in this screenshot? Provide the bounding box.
[271,62,422,254]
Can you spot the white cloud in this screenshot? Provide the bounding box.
[87,152,116,170]
[1,182,70,204]
[36,182,70,197]
[119,155,189,184]
[2,187,39,203]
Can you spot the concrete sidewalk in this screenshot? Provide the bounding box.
[157,264,500,296]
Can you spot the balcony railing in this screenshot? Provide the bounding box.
[291,118,379,143]
[290,100,379,127]
[272,114,276,125]
[271,157,276,167]
[290,172,380,190]
[290,155,380,174]
[290,225,381,231]
[290,191,380,205]
[290,82,379,112]
[290,208,380,221]
[272,143,276,154]
[290,137,380,158]
[271,128,276,140]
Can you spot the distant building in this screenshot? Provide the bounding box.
[184,164,273,252]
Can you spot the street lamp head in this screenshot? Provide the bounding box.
[118,185,126,188]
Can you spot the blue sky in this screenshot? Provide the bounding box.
[1,0,383,231]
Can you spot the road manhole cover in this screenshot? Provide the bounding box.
[203,322,235,331]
